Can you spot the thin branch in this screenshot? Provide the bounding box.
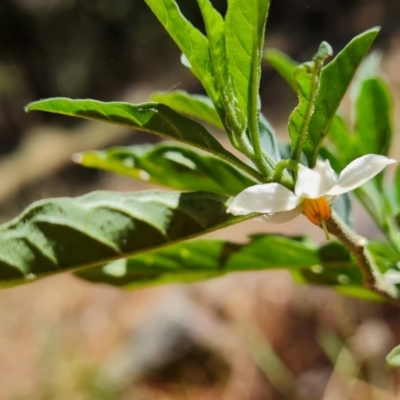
[325,211,400,306]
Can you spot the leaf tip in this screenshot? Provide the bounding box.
[72,153,83,164]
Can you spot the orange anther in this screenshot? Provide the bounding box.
[303,197,331,226]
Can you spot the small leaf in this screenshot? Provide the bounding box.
[151,90,223,129]
[26,98,261,181]
[144,0,219,109]
[288,42,332,161]
[76,142,257,196]
[0,190,251,286]
[264,48,298,90]
[259,113,281,163]
[353,78,392,156]
[306,27,380,166]
[386,344,400,367]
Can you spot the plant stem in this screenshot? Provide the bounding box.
[325,211,400,307]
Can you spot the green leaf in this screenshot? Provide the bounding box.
[259,113,281,163]
[264,48,298,91]
[76,235,322,288]
[75,142,257,196]
[150,90,223,129]
[197,0,247,140]
[353,78,392,156]
[288,42,332,161]
[306,27,380,166]
[0,190,252,286]
[395,166,400,208]
[326,114,354,165]
[386,344,400,367]
[25,98,261,181]
[225,0,270,115]
[144,0,219,109]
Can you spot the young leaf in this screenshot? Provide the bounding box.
[0,190,251,286]
[353,77,392,156]
[264,48,298,90]
[259,113,281,163]
[26,98,262,181]
[75,142,257,196]
[144,0,219,109]
[225,0,270,117]
[288,42,332,162]
[196,0,247,141]
[151,90,223,129]
[306,27,380,166]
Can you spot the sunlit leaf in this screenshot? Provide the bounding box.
[144,0,220,109]
[0,190,251,287]
[26,98,261,181]
[76,142,257,196]
[386,344,400,367]
[151,90,223,129]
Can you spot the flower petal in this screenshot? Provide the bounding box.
[295,159,336,199]
[227,183,301,215]
[255,204,303,224]
[326,154,396,196]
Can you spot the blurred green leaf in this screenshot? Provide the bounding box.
[144,0,220,110]
[306,27,380,166]
[327,114,353,165]
[0,190,250,287]
[151,90,223,129]
[26,98,261,180]
[76,235,322,288]
[386,344,400,367]
[354,78,392,156]
[264,48,298,90]
[288,42,332,161]
[76,142,257,196]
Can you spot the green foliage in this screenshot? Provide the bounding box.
[151,90,223,129]
[10,0,397,324]
[26,98,260,181]
[0,190,252,285]
[386,345,400,367]
[75,142,257,196]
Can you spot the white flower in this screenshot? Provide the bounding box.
[227,154,395,226]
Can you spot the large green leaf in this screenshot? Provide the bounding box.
[306,28,379,166]
[25,98,261,181]
[144,0,219,110]
[353,77,392,156]
[75,142,256,196]
[150,90,223,129]
[288,42,332,161]
[0,190,251,286]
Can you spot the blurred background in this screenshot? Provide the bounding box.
[1,0,400,399]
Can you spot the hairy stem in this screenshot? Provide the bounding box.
[325,211,400,306]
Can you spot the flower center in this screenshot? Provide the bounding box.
[303,197,331,226]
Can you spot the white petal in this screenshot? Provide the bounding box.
[295,159,336,199]
[256,204,304,224]
[227,183,301,215]
[326,154,396,196]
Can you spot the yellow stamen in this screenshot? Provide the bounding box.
[303,197,331,236]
